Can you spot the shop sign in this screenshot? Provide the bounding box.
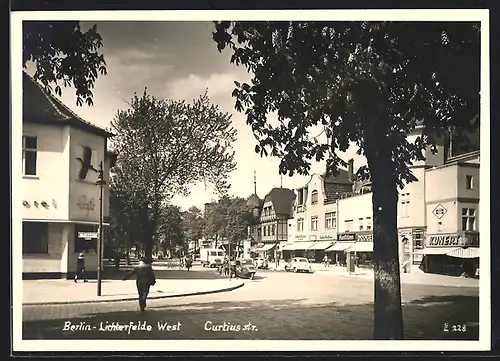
[319,234,336,240]
[338,233,356,241]
[295,235,307,240]
[425,233,479,247]
[78,232,98,240]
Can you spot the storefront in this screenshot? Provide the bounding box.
[308,235,336,263]
[416,232,479,277]
[326,233,357,266]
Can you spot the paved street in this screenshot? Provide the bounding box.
[22,267,479,340]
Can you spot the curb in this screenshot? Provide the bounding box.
[23,281,245,306]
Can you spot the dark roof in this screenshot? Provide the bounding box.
[247,194,263,208]
[23,72,114,138]
[322,168,354,185]
[263,188,296,215]
[323,183,353,203]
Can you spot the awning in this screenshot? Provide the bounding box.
[258,243,276,252]
[446,247,480,259]
[292,241,317,250]
[308,241,336,251]
[327,241,355,251]
[414,247,458,255]
[281,243,296,251]
[348,241,374,252]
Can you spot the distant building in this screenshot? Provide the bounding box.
[22,72,116,279]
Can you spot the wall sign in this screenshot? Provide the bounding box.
[76,195,96,215]
[426,233,479,248]
[432,204,448,219]
[338,233,357,241]
[319,234,336,240]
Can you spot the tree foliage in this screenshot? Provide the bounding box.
[204,196,255,254]
[212,21,479,339]
[182,206,206,249]
[159,204,186,254]
[110,89,237,259]
[23,21,107,106]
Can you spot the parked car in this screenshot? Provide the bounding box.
[233,258,257,279]
[285,257,313,273]
[254,257,269,269]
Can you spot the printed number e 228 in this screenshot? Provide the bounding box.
[444,323,467,332]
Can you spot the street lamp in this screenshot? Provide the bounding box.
[96,161,106,296]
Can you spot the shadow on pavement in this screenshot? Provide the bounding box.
[22,294,478,341]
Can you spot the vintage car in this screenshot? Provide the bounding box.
[233,258,257,279]
[253,257,269,269]
[285,257,313,273]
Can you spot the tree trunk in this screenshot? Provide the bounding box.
[367,148,403,340]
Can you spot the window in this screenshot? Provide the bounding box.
[466,175,474,190]
[413,229,424,250]
[345,219,353,231]
[271,224,275,236]
[366,217,372,230]
[358,218,364,231]
[22,135,38,176]
[311,190,318,205]
[311,216,318,231]
[462,208,476,231]
[23,221,48,254]
[325,212,337,229]
[297,218,304,232]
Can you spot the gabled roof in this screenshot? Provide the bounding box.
[247,194,264,208]
[23,72,114,138]
[263,188,296,215]
[322,168,354,185]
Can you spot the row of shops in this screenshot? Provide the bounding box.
[249,230,480,277]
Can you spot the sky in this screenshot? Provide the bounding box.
[27,21,366,211]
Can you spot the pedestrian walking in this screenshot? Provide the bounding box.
[74,253,88,283]
[322,254,328,267]
[114,251,121,272]
[123,257,156,312]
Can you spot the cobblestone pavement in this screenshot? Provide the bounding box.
[22,270,479,340]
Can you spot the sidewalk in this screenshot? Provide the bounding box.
[269,263,479,288]
[22,278,244,306]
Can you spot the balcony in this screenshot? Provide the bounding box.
[296,204,306,213]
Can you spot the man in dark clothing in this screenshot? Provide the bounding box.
[123,257,156,311]
[74,253,88,283]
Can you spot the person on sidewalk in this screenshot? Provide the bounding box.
[74,253,88,283]
[123,257,156,312]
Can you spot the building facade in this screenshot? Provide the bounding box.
[22,72,116,279]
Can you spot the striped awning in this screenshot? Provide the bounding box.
[327,241,355,251]
[446,247,480,259]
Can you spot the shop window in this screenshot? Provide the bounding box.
[297,218,304,231]
[23,135,38,176]
[325,212,336,229]
[23,221,49,254]
[311,190,318,205]
[462,208,476,231]
[466,175,474,190]
[311,216,318,231]
[74,224,98,253]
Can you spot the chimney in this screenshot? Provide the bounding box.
[348,158,354,181]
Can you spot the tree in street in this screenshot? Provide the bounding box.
[204,196,255,257]
[110,89,237,260]
[182,206,206,257]
[159,204,186,257]
[23,21,107,106]
[212,21,479,339]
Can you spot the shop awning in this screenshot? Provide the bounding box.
[292,241,317,250]
[415,247,457,255]
[281,243,296,251]
[327,241,355,251]
[308,241,336,251]
[446,247,480,259]
[348,241,374,252]
[258,243,276,252]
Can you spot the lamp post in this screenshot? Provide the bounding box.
[96,161,106,296]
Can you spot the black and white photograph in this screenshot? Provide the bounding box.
[11,9,490,352]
